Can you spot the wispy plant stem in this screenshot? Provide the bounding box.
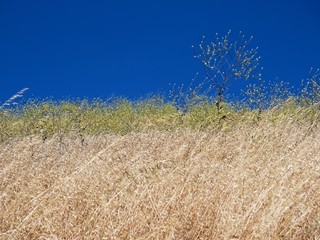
[0,88,29,109]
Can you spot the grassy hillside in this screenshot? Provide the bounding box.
[0,103,320,239]
[1,30,319,239]
[1,95,320,141]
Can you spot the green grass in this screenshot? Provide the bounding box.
[1,94,320,142]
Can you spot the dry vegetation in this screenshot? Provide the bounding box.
[1,31,319,239]
[1,109,320,239]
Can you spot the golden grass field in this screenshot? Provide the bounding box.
[1,113,319,239]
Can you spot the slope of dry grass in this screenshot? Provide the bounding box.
[0,116,320,239]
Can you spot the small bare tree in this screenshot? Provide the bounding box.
[193,30,262,113]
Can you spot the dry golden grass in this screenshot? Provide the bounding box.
[1,118,320,239]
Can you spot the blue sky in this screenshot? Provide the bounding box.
[1,0,319,103]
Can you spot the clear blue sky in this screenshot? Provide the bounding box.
[1,0,319,103]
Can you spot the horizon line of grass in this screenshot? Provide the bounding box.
[0,93,320,143]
